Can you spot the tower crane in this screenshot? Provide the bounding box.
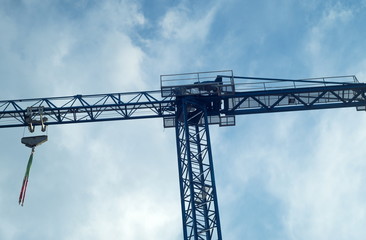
[1,70,366,239]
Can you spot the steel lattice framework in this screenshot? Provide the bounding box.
[175,98,222,239]
[0,91,175,128]
[1,71,366,240]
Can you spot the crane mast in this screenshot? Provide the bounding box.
[174,98,223,239]
[1,70,366,240]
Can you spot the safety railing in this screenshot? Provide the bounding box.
[232,75,358,93]
[160,70,234,97]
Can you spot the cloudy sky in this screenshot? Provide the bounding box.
[1,0,366,239]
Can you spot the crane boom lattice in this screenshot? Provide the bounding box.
[1,71,366,240]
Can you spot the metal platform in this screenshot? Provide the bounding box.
[160,70,235,97]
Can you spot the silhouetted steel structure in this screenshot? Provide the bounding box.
[1,70,366,239]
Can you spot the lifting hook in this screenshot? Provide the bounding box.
[25,107,48,133]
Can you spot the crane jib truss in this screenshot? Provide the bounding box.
[1,71,366,240]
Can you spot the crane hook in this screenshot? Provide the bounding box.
[25,107,48,133]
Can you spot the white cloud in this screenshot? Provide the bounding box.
[219,106,366,239]
[0,0,148,97]
[304,3,356,75]
[263,110,366,240]
[307,6,352,54]
[159,4,215,42]
[146,2,218,73]
[46,119,182,239]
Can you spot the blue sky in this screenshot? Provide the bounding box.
[1,0,366,239]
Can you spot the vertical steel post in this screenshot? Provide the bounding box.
[175,98,222,240]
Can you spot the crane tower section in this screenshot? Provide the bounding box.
[159,71,366,240]
[161,71,234,239]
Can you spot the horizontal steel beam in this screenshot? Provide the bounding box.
[1,77,366,129]
[221,83,366,116]
[0,91,175,128]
